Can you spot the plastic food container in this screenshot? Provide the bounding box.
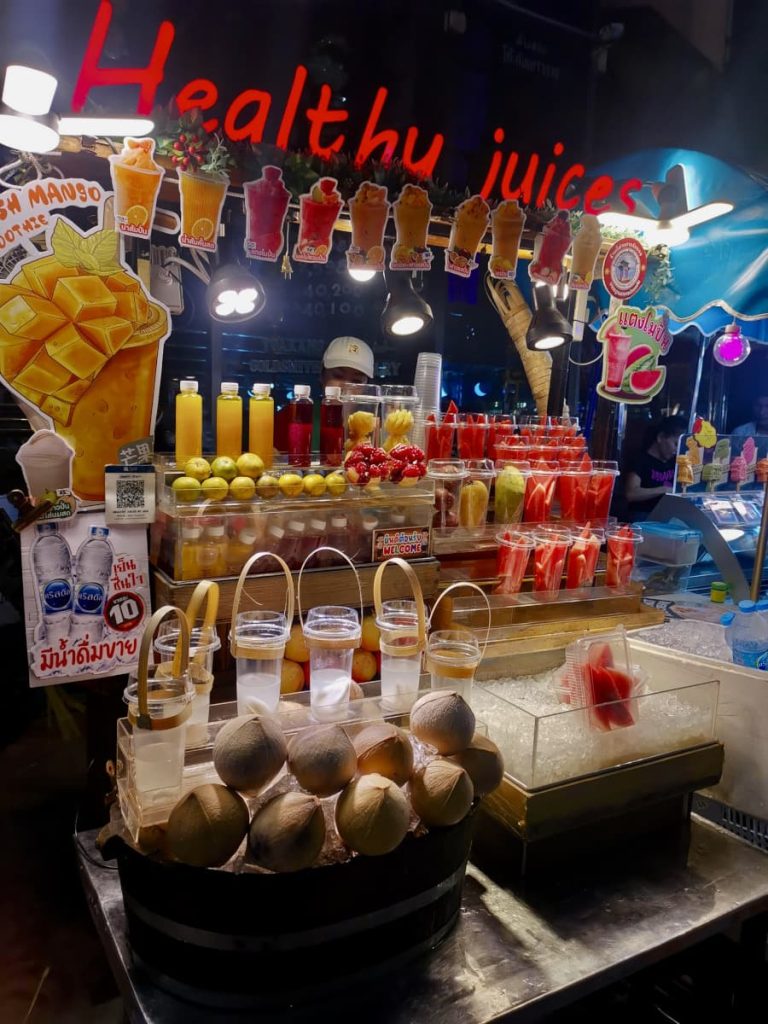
[638,522,702,565]
[380,384,418,451]
[342,383,381,450]
[427,459,468,529]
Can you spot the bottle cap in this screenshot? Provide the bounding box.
[738,599,756,612]
[180,379,198,393]
[721,612,735,626]
[362,515,379,530]
[268,525,285,540]
[221,382,239,394]
[294,384,311,398]
[309,518,326,531]
[331,515,347,528]
[252,383,272,396]
[182,526,203,540]
[207,525,226,538]
[391,513,406,525]
[711,581,728,592]
[239,529,257,545]
[324,386,341,399]
[287,519,305,533]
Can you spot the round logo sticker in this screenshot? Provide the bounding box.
[602,238,648,300]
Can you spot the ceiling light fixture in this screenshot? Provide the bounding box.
[59,116,154,137]
[348,266,376,282]
[526,282,573,351]
[597,164,732,247]
[0,64,60,153]
[713,323,751,367]
[207,264,266,323]
[381,271,433,337]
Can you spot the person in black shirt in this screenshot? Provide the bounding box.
[624,414,687,521]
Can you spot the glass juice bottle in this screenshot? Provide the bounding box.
[175,378,203,465]
[216,382,242,460]
[320,385,344,465]
[288,384,313,467]
[249,382,274,468]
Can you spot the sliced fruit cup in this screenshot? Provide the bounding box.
[493,460,530,525]
[561,629,637,731]
[456,414,489,460]
[523,460,559,523]
[495,530,533,595]
[459,459,495,528]
[425,419,456,461]
[487,414,516,460]
[427,458,468,529]
[564,526,604,590]
[586,460,619,520]
[495,441,531,462]
[532,529,572,595]
[605,525,642,587]
[341,383,382,450]
[557,469,592,522]
[548,415,580,438]
[380,385,418,450]
[518,414,549,440]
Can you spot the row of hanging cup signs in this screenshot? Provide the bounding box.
[108,137,600,284]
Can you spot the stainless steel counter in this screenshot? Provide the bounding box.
[78,819,768,1023]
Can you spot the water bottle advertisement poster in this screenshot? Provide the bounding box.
[21,510,151,687]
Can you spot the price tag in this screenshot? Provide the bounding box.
[104,465,155,525]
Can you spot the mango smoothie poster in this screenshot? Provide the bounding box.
[0,190,171,502]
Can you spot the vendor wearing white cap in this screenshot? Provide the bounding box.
[321,336,375,389]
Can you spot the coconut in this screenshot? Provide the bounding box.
[287,724,357,797]
[409,690,475,754]
[353,722,414,786]
[349,680,365,700]
[213,713,287,793]
[335,773,410,856]
[166,784,249,867]
[448,733,504,797]
[410,760,473,827]
[249,792,326,872]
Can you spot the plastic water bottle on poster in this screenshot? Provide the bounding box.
[71,526,114,643]
[31,523,73,645]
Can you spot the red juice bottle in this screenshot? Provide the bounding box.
[288,384,313,466]
[320,385,344,465]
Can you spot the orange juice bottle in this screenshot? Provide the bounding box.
[216,382,242,460]
[249,383,274,467]
[180,525,203,580]
[201,524,228,576]
[175,378,203,465]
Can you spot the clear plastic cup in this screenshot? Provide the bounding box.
[459,458,495,527]
[376,599,423,711]
[494,460,530,525]
[524,461,559,523]
[427,459,468,529]
[532,529,572,595]
[606,527,643,587]
[565,527,604,589]
[380,384,418,451]
[456,414,489,460]
[586,460,619,520]
[413,352,443,412]
[424,416,456,461]
[154,623,221,747]
[123,669,193,811]
[487,414,515,460]
[426,629,482,702]
[518,414,549,440]
[495,530,533,595]
[341,383,381,450]
[303,606,361,721]
[230,610,290,715]
[548,415,580,438]
[558,468,591,522]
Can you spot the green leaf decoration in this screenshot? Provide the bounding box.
[86,228,121,274]
[51,218,82,267]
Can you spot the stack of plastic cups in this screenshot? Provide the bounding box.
[413,352,442,451]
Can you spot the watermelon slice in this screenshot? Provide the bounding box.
[629,368,664,396]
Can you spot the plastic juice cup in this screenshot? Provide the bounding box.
[109,158,164,237]
[487,415,515,460]
[243,172,290,260]
[518,415,548,439]
[604,328,632,392]
[586,461,619,520]
[155,624,221,747]
[524,461,559,523]
[380,385,418,449]
[427,459,468,529]
[495,530,533,595]
[549,416,580,438]
[341,382,381,450]
[230,610,290,715]
[425,419,456,461]
[459,458,495,527]
[304,606,361,722]
[298,194,342,256]
[494,460,530,525]
[376,600,423,711]
[123,669,192,811]
[558,469,591,522]
[533,530,572,595]
[178,169,229,250]
[426,629,482,702]
[565,528,603,589]
[456,415,489,460]
[606,527,642,587]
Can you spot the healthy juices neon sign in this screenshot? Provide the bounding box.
[72,1,641,213]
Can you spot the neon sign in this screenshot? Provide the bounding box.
[72,1,639,213]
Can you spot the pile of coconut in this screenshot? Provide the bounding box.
[157,690,504,872]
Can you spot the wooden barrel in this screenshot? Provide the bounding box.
[115,809,476,1008]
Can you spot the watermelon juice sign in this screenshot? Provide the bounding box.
[596,306,672,404]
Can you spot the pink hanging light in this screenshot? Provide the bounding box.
[713,323,750,367]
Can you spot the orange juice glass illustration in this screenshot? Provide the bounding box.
[348,182,389,268]
[391,185,433,268]
[489,201,526,279]
[179,170,229,251]
[109,138,164,238]
[446,194,490,276]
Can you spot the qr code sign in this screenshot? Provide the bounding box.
[116,476,146,509]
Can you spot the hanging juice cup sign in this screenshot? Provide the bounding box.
[529,211,572,284]
[488,200,526,280]
[178,168,229,251]
[0,194,171,502]
[602,237,648,300]
[108,138,165,239]
[445,194,490,278]
[293,177,342,264]
[390,184,433,271]
[569,213,602,289]
[596,305,671,404]
[347,181,389,273]
[243,165,291,262]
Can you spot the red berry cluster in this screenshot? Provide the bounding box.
[170,132,206,171]
[388,444,427,485]
[344,443,426,487]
